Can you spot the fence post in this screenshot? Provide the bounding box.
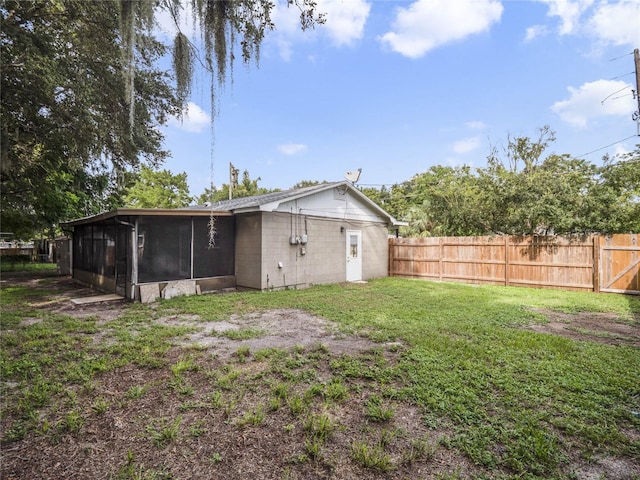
[504,236,510,287]
[438,237,443,281]
[388,238,394,277]
[593,235,600,293]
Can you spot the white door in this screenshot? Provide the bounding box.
[346,230,362,282]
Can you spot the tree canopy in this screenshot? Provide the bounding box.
[1,1,177,238]
[0,0,324,239]
[124,166,192,208]
[196,169,274,203]
[365,129,640,237]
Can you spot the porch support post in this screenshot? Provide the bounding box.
[131,218,139,300]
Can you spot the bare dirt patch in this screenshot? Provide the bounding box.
[0,272,127,322]
[524,309,640,347]
[160,309,387,360]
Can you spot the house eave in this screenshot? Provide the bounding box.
[62,208,233,227]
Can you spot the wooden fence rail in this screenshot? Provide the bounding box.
[388,234,639,295]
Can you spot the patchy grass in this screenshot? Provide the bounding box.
[0,260,57,273]
[1,275,639,479]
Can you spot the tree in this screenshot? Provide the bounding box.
[1,1,178,239]
[1,0,324,239]
[291,180,327,189]
[388,129,638,237]
[585,146,640,233]
[124,166,192,208]
[195,169,274,204]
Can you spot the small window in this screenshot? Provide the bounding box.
[350,235,358,258]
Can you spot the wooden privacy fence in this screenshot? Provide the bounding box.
[388,234,639,295]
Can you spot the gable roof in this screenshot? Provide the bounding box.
[63,182,406,227]
[194,182,338,212]
[191,181,405,226]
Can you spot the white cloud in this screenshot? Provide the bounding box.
[168,102,210,133]
[277,143,308,155]
[551,79,634,128]
[270,0,370,60]
[613,143,631,158]
[524,24,549,42]
[319,0,371,46]
[452,136,481,154]
[465,121,487,130]
[379,0,503,59]
[537,0,594,35]
[588,1,640,47]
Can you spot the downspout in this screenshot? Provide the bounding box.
[115,218,137,300]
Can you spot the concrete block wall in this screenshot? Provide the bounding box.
[260,212,309,290]
[259,212,389,290]
[361,223,389,279]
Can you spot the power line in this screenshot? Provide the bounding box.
[609,71,634,80]
[609,51,634,62]
[576,135,637,158]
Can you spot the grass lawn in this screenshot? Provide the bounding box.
[1,275,638,479]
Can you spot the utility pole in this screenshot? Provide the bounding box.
[634,48,640,135]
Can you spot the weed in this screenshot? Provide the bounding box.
[125,385,148,400]
[57,410,84,434]
[268,396,282,412]
[189,420,207,437]
[351,441,393,471]
[304,436,322,460]
[379,428,395,449]
[238,405,265,427]
[287,395,308,417]
[219,328,266,340]
[402,437,436,464]
[281,466,297,480]
[111,450,173,480]
[4,420,28,442]
[365,395,395,422]
[304,383,324,400]
[323,379,349,402]
[168,377,195,396]
[304,413,336,441]
[209,391,223,409]
[210,452,223,464]
[234,345,251,362]
[170,355,199,377]
[217,369,240,390]
[91,397,110,415]
[146,417,181,447]
[253,347,285,361]
[222,399,236,419]
[272,382,289,399]
[112,450,138,480]
[435,471,464,480]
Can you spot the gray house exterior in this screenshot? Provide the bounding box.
[63,182,404,300]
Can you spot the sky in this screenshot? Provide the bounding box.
[157,0,640,199]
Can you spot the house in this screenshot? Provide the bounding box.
[62,181,404,301]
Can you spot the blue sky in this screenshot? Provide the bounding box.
[157,0,640,198]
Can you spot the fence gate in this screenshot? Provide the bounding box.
[599,234,640,295]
